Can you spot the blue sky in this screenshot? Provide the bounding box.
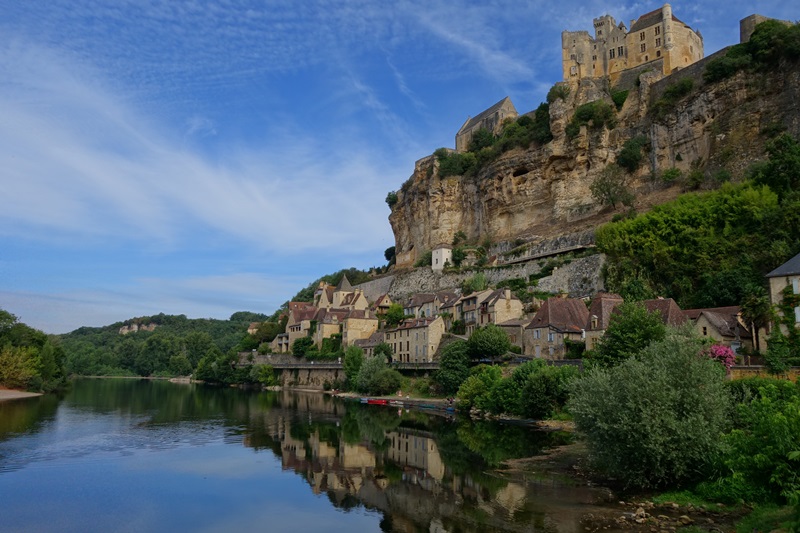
[1,1,796,333]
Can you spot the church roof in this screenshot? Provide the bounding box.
[335,274,353,292]
[457,97,515,135]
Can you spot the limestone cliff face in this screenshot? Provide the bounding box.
[389,59,800,269]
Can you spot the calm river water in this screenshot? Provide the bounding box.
[0,379,616,532]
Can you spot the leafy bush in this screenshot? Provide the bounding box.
[435,148,477,178]
[433,340,471,395]
[661,167,683,183]
[588,302,666,367]
[343,345,364,387]
[566,100,616,138]
[355,354,403,395]
[291,336,315,356]
[456,365,502,412]
[704,20,800,83]
[569,330,730,489]
[699,385,800,504]
[467,324,511,360]
[520,364,579,419]
[590,164,634,209]
[414,250,433,268]
[546,84,570,103]
[616,136,649,173]
[611,89,629,110]
[385,191,398,208]
[468,128,495,152]
[652,77,695,121]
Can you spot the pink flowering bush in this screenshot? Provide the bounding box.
[704,344,736,369]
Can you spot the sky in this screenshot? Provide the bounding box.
[1,1,797,334]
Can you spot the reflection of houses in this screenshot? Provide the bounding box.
[767,252,800,335]
[524,297,589,358]
[388,430,445,483]
[584,292,624,350]
[385,316,445,363]
[683,306,752,353]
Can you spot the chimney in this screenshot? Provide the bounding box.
[504,288,511,300]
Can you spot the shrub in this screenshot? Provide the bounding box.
[590,164,634,209]
[433,340,471,395]
[546,84,570,103]
[521,364,579,419]
[611,89,629,110]
[652,77,695,121]
[456,365,502,412]
[291,336,315,356]
[385,191,398,208]
[589,302,666,367]
[567,100,616,138]
[467,324,511,360]
[468,128,495,152]
[569,330,730,489]
[616,136,649,173]
[661,167,683,183]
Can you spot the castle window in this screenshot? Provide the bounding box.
[690,46,693,54]
[609,49,615,59]
[640,43,646,53]
[657,50,661,57]
[656,37,662,47]
[640,31,645,41]
[592,55,597,61]
[618,46,624,56]
[570,54,576,60]
[655,26,661,36]
[598,29,602,36]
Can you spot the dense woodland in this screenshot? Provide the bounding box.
[0,310,67,392]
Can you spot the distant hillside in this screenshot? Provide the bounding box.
[58,311,268,377]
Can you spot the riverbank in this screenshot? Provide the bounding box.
[0,388,42,402]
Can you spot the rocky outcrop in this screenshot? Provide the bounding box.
[119,323,157,335]
[389,60,800,269]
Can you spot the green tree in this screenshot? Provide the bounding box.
[569,329,730,489]
[590,302,666,367]
[433,340,470,395]
[590,164,634,209]
[291,336,315,357]
[373,342,393,361]
[468,128,495,152]
[521,364,580,419]
[467,324,511,360]
[384,246,396,264]
[753,133,800,198]
[343,346,364,387]
[385,191,398,208]
[384,304,406,328]
[456,365,502,412]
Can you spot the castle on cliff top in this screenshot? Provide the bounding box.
[562,3,704,84]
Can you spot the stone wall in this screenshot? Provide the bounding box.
[277,367,344,390]
[730,366,800,383]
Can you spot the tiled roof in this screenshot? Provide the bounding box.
[683,306,751,339]
[483,288,521,307]
[527,297,589,334]
[386,316,440,332]
[585,292,624,331]
[458,97,515,135]
[335,275,353,292]
[406,293,436,308]
[767,252,800,277]
[374,294,392,307]
[630,7,686,33]
[642,298,686,326]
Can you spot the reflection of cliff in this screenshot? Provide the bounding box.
[240,396,611,533]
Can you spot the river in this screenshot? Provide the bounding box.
[0,379,619,532]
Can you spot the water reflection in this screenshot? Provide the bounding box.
[0,380,612,532]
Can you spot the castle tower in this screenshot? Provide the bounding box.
[662,4,674,50]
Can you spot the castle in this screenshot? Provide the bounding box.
[562,4,704,84]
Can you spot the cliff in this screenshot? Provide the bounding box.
[389,55,800,269]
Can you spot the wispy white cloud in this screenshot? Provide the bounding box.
[0,41,395,254]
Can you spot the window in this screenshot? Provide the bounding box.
[609,49,615,59]
[592,55,597,61]
[570,53,576,60]
[657,50,661,57]
[618,46,624,56]
[598,30,602,36]
[547,332,555,342]
[640,31,645,41]
[792,278,799,294]
[702,327,707,336]
[655,26,661,36]
[640,43,646,53]
[795,306,800,323]
[534,329,541,340]
[656,37,662,47]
